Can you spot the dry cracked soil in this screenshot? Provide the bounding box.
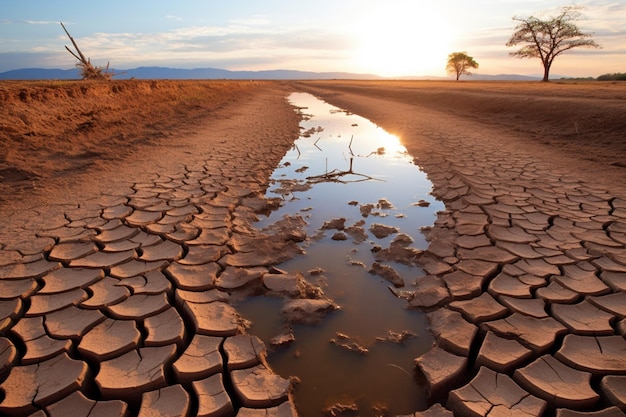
[1,79,626,417]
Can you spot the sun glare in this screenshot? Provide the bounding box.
[352,4,453,77]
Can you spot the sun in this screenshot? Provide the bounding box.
[352,4,453,77]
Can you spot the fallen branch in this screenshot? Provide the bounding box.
[306,157,382,184]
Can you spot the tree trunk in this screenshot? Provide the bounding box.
[542,61,551,82]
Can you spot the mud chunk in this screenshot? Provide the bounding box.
[166,262,220,291]
[0,337,16,379]
[374,234,422,265]
[415,346,467,396]
[282,298,337,324]
[408,275,450,310]
[69,249,135,269]
[224,334,267,370]
[78,318,140,361]
[554,263,610,296]
[173,334,223,383]
[0,277,38,299]
[193,373,234,417]
[447,367,547,417]
[498,296,547,318]
[221,237,303,267]
[330,332,369,355]
[107,293,169,320]
[46,390,128,417]
[0,258,60,279]
[482,313,567,353]
[308,267,325,276]
[144,307,186,347]
[26,288,88,316]
[12,316,72,364]
[552,299,616,335]
[514,355,599,408]
[449,292,508,324]
[427,308,477,356]
[217,266,266,290]
[270,329,296,349]
[344,220,368,243]
[96,345,177,400]
[0,353,88,416]
[231,364,291,408]
[369,262,404,287]
[109,259,169,279]
[183,300,241,336]
[556,335,626,375]
[119,270,172,295]
[360,204,375,217]
[263,271,305,296]
[44,305,106,339]
[375,330,415,344]
[40,267,103,293]
[137,384,190,417]
[601,375,626,411]
[322,218,346,230]
[476,332,533,374]
[82,276,130,309]
[324,401,359,417]
[369,223,399,239]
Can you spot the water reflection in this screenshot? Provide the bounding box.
[236,93,444,416]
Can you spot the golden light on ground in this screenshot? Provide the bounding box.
[352,4,453,77]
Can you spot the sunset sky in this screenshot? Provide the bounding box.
[1,0,624,78]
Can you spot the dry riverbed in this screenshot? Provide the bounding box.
[1,79,626,416]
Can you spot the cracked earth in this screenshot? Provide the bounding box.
[1,80,626,417]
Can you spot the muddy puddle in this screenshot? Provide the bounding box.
[236,92,445,416]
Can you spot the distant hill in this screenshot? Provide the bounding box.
[0,68,81,80]
[0,66,383,80]
[0,66,553,81]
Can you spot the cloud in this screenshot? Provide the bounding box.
[55,21,355,72]
[0,19,58,25]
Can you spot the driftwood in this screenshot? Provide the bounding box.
[61,21,115,80]
[305,157,382,184]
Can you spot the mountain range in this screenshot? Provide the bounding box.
[0,66,543,81]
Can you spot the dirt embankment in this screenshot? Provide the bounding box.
[3,79,626,206]
[296,80,626,169]
[0,80,267,196]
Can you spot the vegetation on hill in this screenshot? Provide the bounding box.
[597,73,626,81]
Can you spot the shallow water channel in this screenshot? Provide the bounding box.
[236,93,445,416]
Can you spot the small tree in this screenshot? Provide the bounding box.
[446,52,479,81]
[506,6,601,82]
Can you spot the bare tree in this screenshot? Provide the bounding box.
[61,22,115,80]
[506,6,601,82]
[446,52,479,81]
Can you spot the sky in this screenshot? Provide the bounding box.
[0,0,624,78]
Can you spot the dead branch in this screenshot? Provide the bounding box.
[60,21,115,80]
[306,158,383,184]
